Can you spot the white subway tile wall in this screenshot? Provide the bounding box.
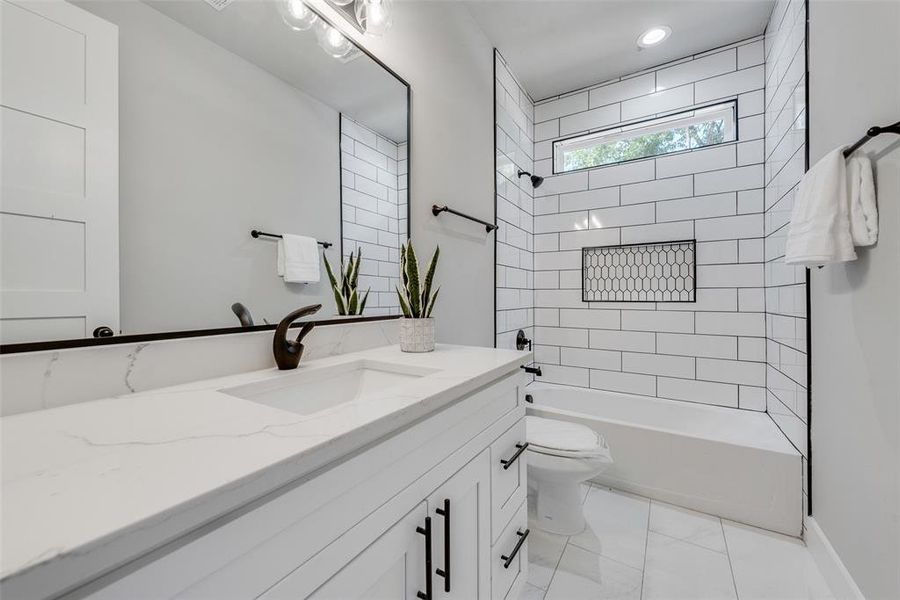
[495,52,535,350]
[530,38,767,409]
[763,0,808,515]
[340,115,407,316]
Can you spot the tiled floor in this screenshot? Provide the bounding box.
[522,484,835,600]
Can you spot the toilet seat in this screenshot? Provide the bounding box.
[526,416,613,460]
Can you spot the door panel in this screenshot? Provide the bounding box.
[0,0,118,343]
[307,502,427,600]
[428,450,491,600]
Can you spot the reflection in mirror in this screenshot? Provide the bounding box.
[0,0,408,347]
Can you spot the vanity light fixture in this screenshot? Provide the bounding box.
[277,0,319,31]
[316,21,354,58]
[637,25,671,48]
[355,0,393,36]
[517,170,544,189]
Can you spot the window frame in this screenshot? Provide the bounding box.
[552,99,739,175]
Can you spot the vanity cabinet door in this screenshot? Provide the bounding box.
[306,502,428,600]
[426,450,491,600]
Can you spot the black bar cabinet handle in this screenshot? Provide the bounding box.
[435,499,451,592]
[416,517,433,600]
[500,442,529,470]
[501,529,530,569]
[521,365,542,376]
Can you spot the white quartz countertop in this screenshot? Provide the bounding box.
[0,344,528,598]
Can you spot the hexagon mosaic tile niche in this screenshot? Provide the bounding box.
[582,240,696,302]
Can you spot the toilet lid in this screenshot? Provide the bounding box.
[526,416,610,457]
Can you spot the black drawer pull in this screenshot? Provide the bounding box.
[416,517,433,600]
[501,529,530,569]
[500,442,529,470]
[435,499,450,592]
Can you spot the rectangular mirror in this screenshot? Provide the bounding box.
[0,0,409,349]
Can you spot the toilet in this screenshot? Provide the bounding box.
[526,415,613,535]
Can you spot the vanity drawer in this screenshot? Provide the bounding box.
[491,499,528,600]
[490,419,527,542]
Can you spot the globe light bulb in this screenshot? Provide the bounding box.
[278,0,318,31]
[315,22,353,58]
[354,0,393,36]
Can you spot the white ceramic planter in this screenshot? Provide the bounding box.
[399,318,435,352]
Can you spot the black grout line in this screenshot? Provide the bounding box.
[534,40,766,107]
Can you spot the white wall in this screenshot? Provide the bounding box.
[311,0,496,346]
[340,115,405,316]
[528,39,769,407]
[762,0,809,504]
[79,1,343,333]
[495,52,535,351]
[808,1,900,597]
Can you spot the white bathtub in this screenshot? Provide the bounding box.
[525,382,803,536]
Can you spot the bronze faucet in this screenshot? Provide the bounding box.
[273,304,322,370]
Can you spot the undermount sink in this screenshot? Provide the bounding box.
[222,360,438,415]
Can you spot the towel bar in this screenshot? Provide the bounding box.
[431,205,498,233]
[251,230,332,248]
[843,121,900,157]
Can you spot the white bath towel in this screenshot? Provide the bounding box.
[276,234,320,283]
[785,148,878,266]
[847,155,878,246]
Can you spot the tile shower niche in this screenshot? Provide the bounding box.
[582,240,696,302]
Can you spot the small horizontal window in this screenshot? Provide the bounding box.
[553,100,737,173]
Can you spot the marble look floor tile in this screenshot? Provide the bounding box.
[518,582,546,600]
[723,520,834,600]
[643,531,738,600]
[544,544,643,600]
[649,500,727,553]
[568,486,650,570]
[527,527,568,590]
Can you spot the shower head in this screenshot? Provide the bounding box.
[517,170,544,189]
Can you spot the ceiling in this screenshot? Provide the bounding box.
[464,0,775,101]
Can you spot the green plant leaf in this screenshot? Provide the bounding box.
[396,285,412,318]
[425,287,440,318]
[350,249,362,288]
[399,242,409,288]
[348,288,359,315]
[341,257,352,299]
[406,241,421,317]
[419,245,440,312]
[323,253,339,288]
[359,289,370,314]
[323,254,347,315]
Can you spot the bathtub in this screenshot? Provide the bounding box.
[525,382,803,536]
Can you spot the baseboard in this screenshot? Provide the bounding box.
[804,516,865,600]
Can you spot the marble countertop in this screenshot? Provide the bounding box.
[0,343,528,598]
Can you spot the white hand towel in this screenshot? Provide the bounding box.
[785,148,856,266]
[847,155,878,246]
[276,234,321,283]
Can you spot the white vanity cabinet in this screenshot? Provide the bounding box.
[72,370,529,600]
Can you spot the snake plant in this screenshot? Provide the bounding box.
[323,249,370,315]
[396,241,440,318]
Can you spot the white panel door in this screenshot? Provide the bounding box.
[0,0,118,343]
[427,450,492,600]
[308,502,428,600]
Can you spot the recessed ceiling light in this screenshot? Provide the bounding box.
[637,26,671,48]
